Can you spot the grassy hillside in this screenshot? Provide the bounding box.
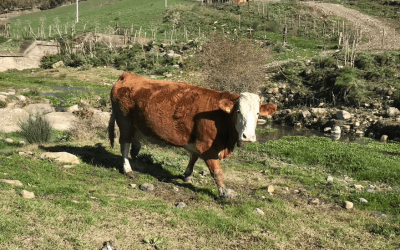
[9,0,196,39]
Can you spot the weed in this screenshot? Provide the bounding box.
[200,35,268,94]
[0,100,6,108]
[143,235,165,249]
[18,115,53,144]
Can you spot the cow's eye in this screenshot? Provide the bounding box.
[237,110,240,114]
[257,112,260,116]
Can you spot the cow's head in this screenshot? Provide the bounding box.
[219,93,277,142]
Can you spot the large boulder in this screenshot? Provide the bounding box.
[23,103,55,115]
[91,110,111,128]
[387,107,400,117]
[0,108,30,133]
[41,152,80,164]
[0,95,7,102]
[336,110,351,120]
[44,112,76,131]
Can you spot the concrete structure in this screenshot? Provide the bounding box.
[0,40,59,72]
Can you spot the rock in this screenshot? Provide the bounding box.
[354,121,360,127]
[5,138,13,143]
[302,110,311,118]
[355,130,364,136]
[44,112,76,131]
[0,95,7,102]
[219,187,237,199]
[331,126,341,134]
[165,73,172,78]
[387,107,400,117]
[19,141,26,146]
[140,183,154,192]
[129,183,136,188]
[52,61,64,69]
[267,185,274,193]
[91,110,111,128]
[176,202,186,209]
[344,201,353,210]
[324,127,331,133]
[254,208,265,215]
[353,184,364,190]
[21,190,35,199]
[310,108,326,115]
[359,198,368,203]
[380,135,388,142]
[282,187,289,192]
[257,119,267,125]
[23,103,55,115]
[309,198,320,205]
[16,95,26,102]
[101,241,119,250]
[0,179,23,186]
[63,165,74,169]
[40,152,80,164]
[342,125,350,133]
[374,212,387,218]
[66,104,79,113]
[336,110,351,120]
[366,189,375,193]
[0,108,30,133]
[173,186,179,191]
[327,176,333,183]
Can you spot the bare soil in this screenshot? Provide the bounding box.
[305,1,400,51]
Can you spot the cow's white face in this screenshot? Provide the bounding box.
[235,93,260,142]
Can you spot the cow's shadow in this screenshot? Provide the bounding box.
[40,143,217,198]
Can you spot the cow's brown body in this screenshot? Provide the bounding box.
[109,72,277,198]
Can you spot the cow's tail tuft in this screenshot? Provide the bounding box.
[108,112,115,148]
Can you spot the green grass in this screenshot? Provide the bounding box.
[247,136,400,185]
[1,131,400,248]
[9,0,196,40]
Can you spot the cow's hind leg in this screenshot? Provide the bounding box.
[183,153,199,183]
[130,140,141,159]
[204,159,237,199]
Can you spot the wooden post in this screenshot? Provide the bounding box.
[283,25,287,46]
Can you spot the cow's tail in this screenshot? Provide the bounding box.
[108,111,115,148]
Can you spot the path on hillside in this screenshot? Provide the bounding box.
[305,1,400,51]
[264,2,400,71]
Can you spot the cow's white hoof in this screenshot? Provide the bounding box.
[218,187,237,199]
[184,176,194,183]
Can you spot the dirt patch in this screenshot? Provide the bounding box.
[305,1,400,51]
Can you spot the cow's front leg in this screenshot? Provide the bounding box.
[205,159,237,199]
[121,142,134,178]
[183,153,199,183]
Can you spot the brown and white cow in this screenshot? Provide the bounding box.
[108,72,277,199]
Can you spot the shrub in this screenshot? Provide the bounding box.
[200,35,268,94]
[18,115,53,144]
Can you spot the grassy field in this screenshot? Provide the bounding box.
[8,0,196,39]
[1,68,400,249]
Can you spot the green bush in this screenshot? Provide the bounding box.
[0,100,6,108]
[18,115,53,144]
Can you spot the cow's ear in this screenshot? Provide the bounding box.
[260,103,277,117]
[219,99,235,114]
